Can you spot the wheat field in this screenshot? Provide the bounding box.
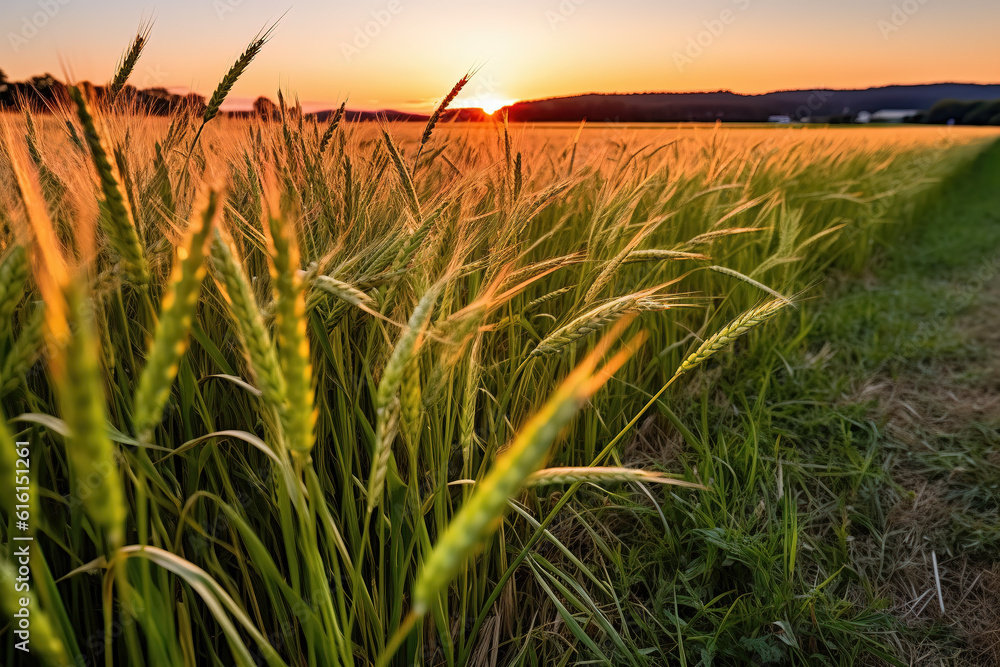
[1,36,999,667]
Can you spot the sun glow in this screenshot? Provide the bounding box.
[456,96,515,115]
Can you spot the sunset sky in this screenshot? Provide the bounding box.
[3,0,999,113]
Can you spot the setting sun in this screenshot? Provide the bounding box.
[455,95,515,115]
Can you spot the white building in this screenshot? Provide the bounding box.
[870,109,920,123]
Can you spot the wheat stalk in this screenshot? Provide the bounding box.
[266,206,316,456]
[524,286,573,312]
[531,296,635,357]
[458,335,482,478]
[401,357,422,448]
[24,109,66,211]
[708,265,791,303]
[4,124,69,345]
[367,284,440,514]
[108,22,152,98]
[69,84,150,284]
[679,226,770,249]
[524,467,706,489]
[584,219,664,304]
[381,128,421,223]
[419,72,472,151]
[204,29,273,124]
[189,23,278,152]
[54,283,127,550]
[210,230,287,413]
[410,321,644,617]
[319,100,347,153]
[132,188,221,441]
[531,291,675,357]
[625,249,710,263]
[0,304,45,396]
[672,298,791,380]
[307,275,376,314]
[598,298,796,468]
[0,246,29,340]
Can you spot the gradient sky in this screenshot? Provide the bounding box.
[3,0,999,112]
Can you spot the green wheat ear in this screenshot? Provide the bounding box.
[0,245,29,341]
[209,230,287,421]
[0,407,30,520]
[69,84,150,284]
[132,188,221,442]
[672,298,791,380]
[108,22,152,98]
[204,34,268,121]
[410,322,644,617]
[266,208,316,457]
[381,129,421,222]
[1,304,45,396]
[189,23,278,152]
[53,283,127,551]
[411,71,473,171]
[319,100,347,153]
[367,284,441,514]
[524,466,706,489]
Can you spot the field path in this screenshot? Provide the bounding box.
[821,139,1000,663]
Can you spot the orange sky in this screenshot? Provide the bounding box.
[3,0,999,112]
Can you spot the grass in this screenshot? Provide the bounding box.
[0,28,999,666]
[621,142,1000,665]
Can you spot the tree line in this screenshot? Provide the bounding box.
[916,99,1000,125]
[0,68,207,115]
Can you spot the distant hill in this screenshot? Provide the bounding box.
[307,107,490,123]
[6,71,998,125]
[496,84,1000,123]
[308,108,428,123]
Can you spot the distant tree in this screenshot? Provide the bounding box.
[961,100,1000,125]
[30,73,57,91]
[253,96,278,120]
[184,92,207,116]
[926,99,978,125]
[14,73,66,107]
[116,83,138,99]
[0,68,10,106]
[136,87,174,115]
